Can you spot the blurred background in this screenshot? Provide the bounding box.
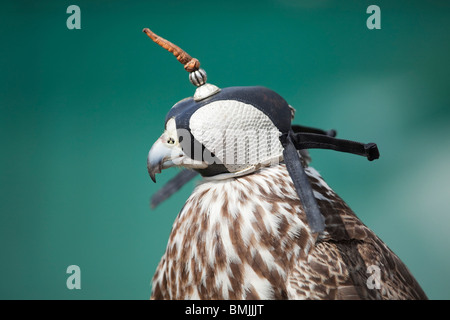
[1,0,449,299]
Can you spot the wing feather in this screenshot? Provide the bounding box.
[287,166,428,300]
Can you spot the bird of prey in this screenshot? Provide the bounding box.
[143,28,427,300]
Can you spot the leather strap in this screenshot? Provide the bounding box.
[281,131,325,233]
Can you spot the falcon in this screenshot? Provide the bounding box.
[143,28,428,300]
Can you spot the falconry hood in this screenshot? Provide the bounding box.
[144,28,380,233]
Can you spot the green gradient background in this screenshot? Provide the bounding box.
[1,0,449,299]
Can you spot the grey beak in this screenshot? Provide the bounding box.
[147,137,172,183]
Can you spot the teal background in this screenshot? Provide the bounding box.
[1,0,449,299]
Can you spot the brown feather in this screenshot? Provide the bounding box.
[150,164,427,300]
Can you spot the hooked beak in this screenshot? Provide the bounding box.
[147,137,181,183]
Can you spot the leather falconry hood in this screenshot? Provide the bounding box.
[143,28,379,234]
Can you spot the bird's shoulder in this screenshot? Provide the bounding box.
[288,166,427,299]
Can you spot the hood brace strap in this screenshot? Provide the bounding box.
[281,132,325,233]
[280,129,379,233]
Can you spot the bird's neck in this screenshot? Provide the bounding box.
[152,165,316,299]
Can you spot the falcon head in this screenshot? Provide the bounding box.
[147,86,293,182]
[144,27,379,233]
